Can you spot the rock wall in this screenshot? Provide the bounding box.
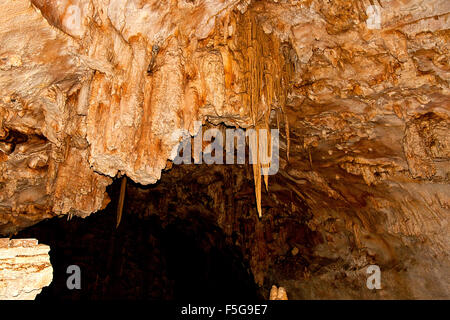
[0,0,448,299]
[0,238,52,300]
[124,161,449,299]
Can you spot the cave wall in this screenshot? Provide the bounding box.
[124,159,449,299]
[0,0,449,299]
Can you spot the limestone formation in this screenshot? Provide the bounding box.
[0,238,52,300]
[270,285,288,300]
[0,0,448,299]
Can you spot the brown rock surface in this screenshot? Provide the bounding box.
[0,0,448,299]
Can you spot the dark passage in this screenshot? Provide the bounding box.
[16,180,261,300]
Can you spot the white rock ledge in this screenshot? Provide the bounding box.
[0,238,53,300]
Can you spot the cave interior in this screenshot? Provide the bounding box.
[0,0,449,300]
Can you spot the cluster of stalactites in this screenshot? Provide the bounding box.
[219,9,293,217]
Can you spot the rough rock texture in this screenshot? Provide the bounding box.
[270,285,288,300]
[124,161,448,299]
[0,0,449,299]
[0,238,52,300]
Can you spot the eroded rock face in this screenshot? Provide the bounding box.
[0,238,52,300]
[0,0,449,299]
[124,161,448,299]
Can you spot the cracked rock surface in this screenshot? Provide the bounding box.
[0,0,449,299]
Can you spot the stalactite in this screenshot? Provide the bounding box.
[219,9,293,217]
[116,176,127,228]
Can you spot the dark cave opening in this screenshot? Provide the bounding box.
[16,178,262,300]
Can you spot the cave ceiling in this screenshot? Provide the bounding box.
[0,0,449,299]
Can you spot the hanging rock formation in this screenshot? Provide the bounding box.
[0,0,449,299]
